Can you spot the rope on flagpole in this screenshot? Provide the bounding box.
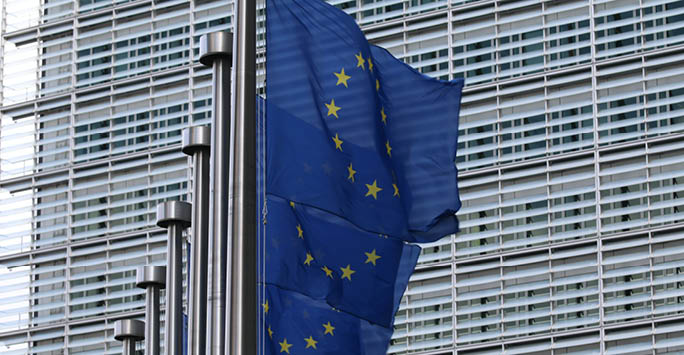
[257,0,268,352]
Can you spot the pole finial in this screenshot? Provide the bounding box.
[114,319,145,341]
[182,126,211,156]
[136,265,166,289]
[199,31,233,67]
[156,201,192,229]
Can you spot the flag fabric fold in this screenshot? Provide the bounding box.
[263,195,420,328]
[262,0,463,353]
[263,284,393,354]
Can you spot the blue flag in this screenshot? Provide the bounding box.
[263,0,463,353]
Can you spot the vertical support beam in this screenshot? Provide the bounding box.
[229,0,257,353]
[157,201,192,355]
[198,32,233,355]
[182,126,211,355]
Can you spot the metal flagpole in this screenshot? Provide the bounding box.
[156,201,191,355]
[198,31,233,355]
[114,319,145,355]
[135,265,165,355]
[229,0,257,353]
[182,126,211,355]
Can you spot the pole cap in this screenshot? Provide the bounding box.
[182,126,211,156]
[156,201,192,229]
[114,319,145,341]
[199,31,233,67]
[136,265,166,289]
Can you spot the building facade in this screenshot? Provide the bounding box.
[1,0,684,354]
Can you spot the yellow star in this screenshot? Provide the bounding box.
[368,56,373,72]
[376,79,380,91]
[323,321,335,336]
[355,52,365,70]
[325,99,341,119]
[304,252,314,266]
[347,163,356,182]
[289,201,295,209]
[334,68,351,88]
[332,133,343,151]
[385,140,392,157]
[279,338,293,354]
[262,300,269,314]
[393,183,400,197]
[296,224,303,239]
[365,249,381,266]
[381,107,387,125]
[304,335,318,349]
[268,325,273,339]
[321,265,333,278]
[365,179,382,200]
[340,264,356,281]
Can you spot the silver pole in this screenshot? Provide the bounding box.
[136,265,165,355]
[147,287,161,353]
[229,0,257,353]
[157,201,192,355]
[124,339,135,355]
[114,319,145,355]
[199,32,233,355]
[182,126,211,355]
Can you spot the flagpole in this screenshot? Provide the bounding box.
[156,201,191,355]
[198,31,233,355]
[182,126,211,355]
[229,0,257,353]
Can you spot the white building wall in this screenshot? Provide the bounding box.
[1,0,684,354]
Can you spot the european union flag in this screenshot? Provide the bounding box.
[262,0,463,353]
